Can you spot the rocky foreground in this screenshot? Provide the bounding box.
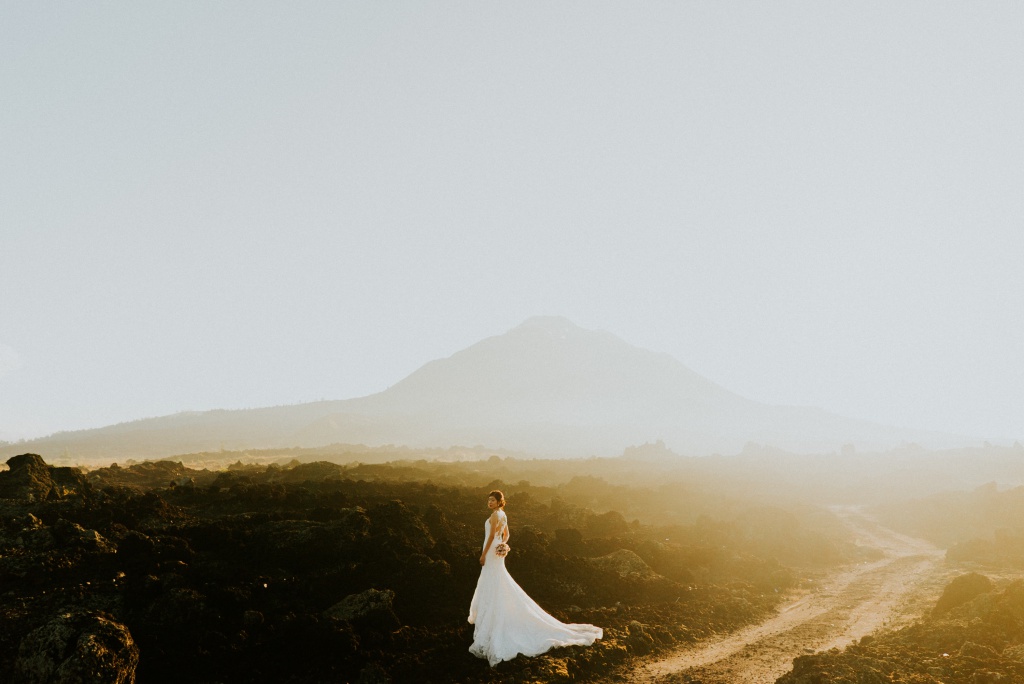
[2,452,836,683]
[11,451,1022,683]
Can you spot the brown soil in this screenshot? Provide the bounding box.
[623,506,958,684]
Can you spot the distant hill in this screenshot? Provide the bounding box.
[1,316,969,462]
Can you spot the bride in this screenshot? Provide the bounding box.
[468,490,602,666]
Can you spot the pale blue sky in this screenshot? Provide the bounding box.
[2,2,1023,443]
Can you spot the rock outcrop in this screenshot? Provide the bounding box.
[0,454,89,501]
[324,588,400,632]
[13,611,139,684]
[588,549,662,582]
[934,572,994,616]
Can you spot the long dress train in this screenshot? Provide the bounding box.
[468,509,602,666]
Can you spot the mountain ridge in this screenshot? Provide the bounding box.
[0,316,970,461]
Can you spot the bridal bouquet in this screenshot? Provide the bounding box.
[495,542,510,558]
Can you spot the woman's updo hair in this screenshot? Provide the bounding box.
[488,490,506,508]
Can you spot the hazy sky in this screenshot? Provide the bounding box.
[2,3,1022,444]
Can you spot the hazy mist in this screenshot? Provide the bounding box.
[3,3,1023,444]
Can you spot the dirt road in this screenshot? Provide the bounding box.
[625,506,955,684]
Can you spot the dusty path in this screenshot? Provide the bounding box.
[625,506,955,684]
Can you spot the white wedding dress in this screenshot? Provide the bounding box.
[468,509,602,666]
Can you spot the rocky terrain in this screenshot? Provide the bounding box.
[9,450,1024,683]
[0,452,862,683]
[767,483,1024,683]
[777,572,1024,684]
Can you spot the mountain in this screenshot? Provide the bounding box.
[1,317,967,461]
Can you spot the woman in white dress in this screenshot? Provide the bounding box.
[468,490,603,666]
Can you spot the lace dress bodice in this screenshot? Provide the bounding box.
[481,510,507,555]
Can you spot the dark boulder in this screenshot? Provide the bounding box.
[50,466,92,499]
[116,532,193,574]
[275,460,344,483]
[0,454,91,501]
[116,531,158,573]
[780,653,881,684]
[17,519,56,552]
[13,611,139,684]
[0,454,55,501]
[959,641,1000,659]
[588,549,662,582]
[626,620,655,654]
[324,588,400,632]
[88,460,192,490]
[250,509,370,569]
[988,579,1024,637]
[934,572,994,616]
[369,501,434,554]
[52,520,116,554]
